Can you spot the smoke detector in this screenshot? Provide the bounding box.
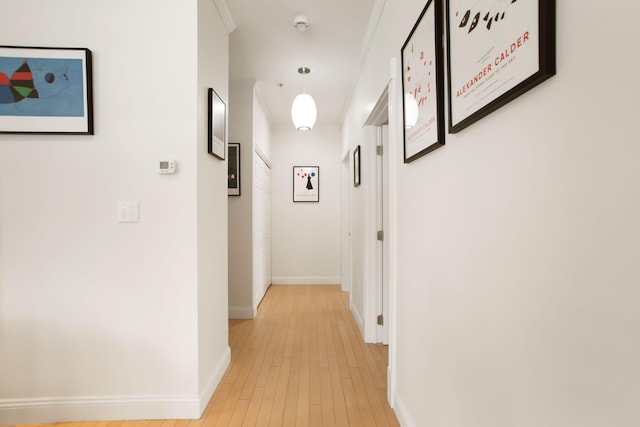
[293,15,309,32]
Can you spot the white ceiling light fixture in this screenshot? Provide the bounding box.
[291,67,317,131]
[293,15,309,32]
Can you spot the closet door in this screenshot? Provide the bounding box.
[253,151,272,308]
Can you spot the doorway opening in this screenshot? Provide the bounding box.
[364,86,390,345]
[362,62,401,405]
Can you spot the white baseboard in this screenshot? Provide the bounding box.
[387,366,395,407]
[271,276,341,285]
[0,347,232,425]
[229,306,256,319]
[350,300,365,338]
[392,391,416,427]
[0,395,200,425]
[198,346,231,414]
[253,283,270,309]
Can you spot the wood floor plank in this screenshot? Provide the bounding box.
[241,386,265,427]
[341,377,364,426]
[254,364,280,425]
[337,320,359,369]
[227,398,249,427]
[309,404,322,427]
[267,353,292,426]
[172,419,192,427]
[295,359,311,425]
[254,325,281,388]
[319,366,336,426]
[281,356,301,426]
[201,381,233,425]
[308,318,322,406]
[349,366,379,426]
[329,358,350,427]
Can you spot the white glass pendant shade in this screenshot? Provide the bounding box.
[291,92,317,131]
[404,93,419,129]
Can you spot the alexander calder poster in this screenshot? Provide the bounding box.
[448,0,539,129]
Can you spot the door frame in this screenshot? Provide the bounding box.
[363,88,389,346]
[362,58,400,406]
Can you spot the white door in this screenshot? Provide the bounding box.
[253,151,272,308]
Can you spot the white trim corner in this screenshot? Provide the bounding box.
[229,306,256,319]
[198,346,231,415]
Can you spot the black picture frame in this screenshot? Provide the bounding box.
[293,166,319,202]
[207,88,226,159]
[353,145,361,187]
[401,0,445,163]
[0,45,93,134]
[446,0,556,133]
[228,143,240,196]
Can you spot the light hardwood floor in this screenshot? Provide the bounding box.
[12,285,399,427]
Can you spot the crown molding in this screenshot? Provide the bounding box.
[213,0,236,33]
[340,0,387,124]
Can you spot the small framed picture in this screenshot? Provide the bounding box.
[208,88,226,159]
[353,145,361,187]
[228,143,240,196]
[293,166,319,202]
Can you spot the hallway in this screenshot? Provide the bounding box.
[8,286,398,427]
[208,285,399,425]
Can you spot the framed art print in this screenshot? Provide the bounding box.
[228,143,240,196]
[0,46,93,134]
[208,88,226,159]
[446,0,556,133]
[401,0,445,163]
[293,166,319,202]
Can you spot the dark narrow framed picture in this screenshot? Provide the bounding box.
[353,145,361,187]
[293,166,319,202]
[401,0,445,163]
[228,143,240,196]
[208,88,226,159]
[0,45,93,134]
[446,0,556,133]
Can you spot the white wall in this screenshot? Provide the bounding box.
[345,1,640,426]
[0,0,229,423]
[228,80,254,317]
[253,89,272,161]
[196,0,231,409]
[348,141,367,329]
[271,126,341,285]
[228,81,272,317]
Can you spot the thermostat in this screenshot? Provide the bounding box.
[159,160,177,174]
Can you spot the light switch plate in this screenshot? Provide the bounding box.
[118,202,139,223]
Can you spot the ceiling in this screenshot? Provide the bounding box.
[225,0,380,128]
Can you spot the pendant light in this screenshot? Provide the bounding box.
[291,67,317,131]
[404,93,419,129]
